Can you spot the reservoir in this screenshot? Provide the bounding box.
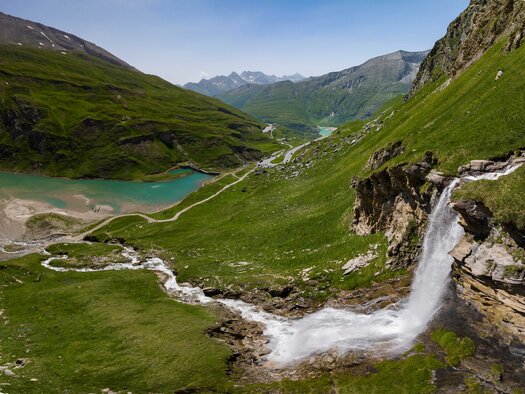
[0,169,213,214]
[318,126,337,137]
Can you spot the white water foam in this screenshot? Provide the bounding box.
[39,164,521,367]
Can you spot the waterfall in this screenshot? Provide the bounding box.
[228,179,465,365]
[40,165,521,367]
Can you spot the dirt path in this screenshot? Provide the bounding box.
[73,166,256,240]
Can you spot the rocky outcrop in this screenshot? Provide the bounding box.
[352,152,440,268]
[451,158,525,344]
[412,0,525,93]
[366,141,404,170]
[450,228,525,343]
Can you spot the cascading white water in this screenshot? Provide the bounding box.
[40,164,522,367]
[222,179,464,365]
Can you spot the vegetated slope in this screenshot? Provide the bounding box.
[0,45,282,179]
[183,71,305,96]
[91,20,525,297]
[218,50,428,133]
[0,11,133,69]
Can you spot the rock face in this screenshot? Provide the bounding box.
[451,157,525,345]
[450,228,525,343]
[412,0,525,93]
[366,141,404,170]
[352,152,438,268]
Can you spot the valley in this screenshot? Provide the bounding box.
[1,0,525,393]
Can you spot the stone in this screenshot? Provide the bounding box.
[202,287,221,297]
[451,200,492,238]
[342,252,377,275]
[366,141,404,170]
[426,170,449,187]
[3,369,15,377]
[449,238,473,262]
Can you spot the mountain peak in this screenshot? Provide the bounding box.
[184,70,305,96]
[0,11,133,69]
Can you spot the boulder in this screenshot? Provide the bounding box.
[342,251,377,275]
[366,141,404,170]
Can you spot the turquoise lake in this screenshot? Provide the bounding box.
[318,127,337,137]
[0,169,213,213]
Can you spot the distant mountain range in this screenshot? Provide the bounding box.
[183,71,305,96]
[216,50,429,132]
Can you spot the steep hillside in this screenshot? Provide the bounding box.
[218,50,428,133]
[183,71,304,96]
[0,19,283,179]
[0,11,133,69]
[412,0,525,92]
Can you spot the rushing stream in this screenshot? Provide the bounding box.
[40,165,521,367]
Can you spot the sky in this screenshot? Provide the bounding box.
[1,0,469,85]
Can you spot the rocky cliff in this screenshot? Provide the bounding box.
[351,151,443,269]
[412,0,525,93]
[450,156,525,345]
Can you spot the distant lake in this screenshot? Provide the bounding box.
[0,169,213,214]
[318,127,337,137]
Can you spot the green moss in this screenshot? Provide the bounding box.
[490,363,504,381]
[431,328,476,366]
[504,265,525,276]
[336,355,443,393]
[241,355,443,393]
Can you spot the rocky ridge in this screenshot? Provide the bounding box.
[0,11,133,69]
[412,0,525,93]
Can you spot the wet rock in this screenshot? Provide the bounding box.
[458,154,525,176]
[449,238,473,262]
[269,286,294,298]
[451,200,492,239]
[202,287,222,297]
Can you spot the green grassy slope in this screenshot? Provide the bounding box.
[454,165,525,231]
[88,38,525,294]
[0,45,282,179]
[0,254,232,392]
